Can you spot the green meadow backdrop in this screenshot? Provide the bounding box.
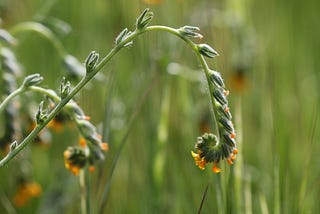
[1,0,319,213]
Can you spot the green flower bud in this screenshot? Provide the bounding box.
[218,117,234,133]
[209,69,225,88]
[198,44,219,58]
[178,26,203,39]
[222,134,236,147]
[36,101,48,125]
[9,141,18,151]
[136,8,154,30]
[212,88,227,105]
[60,77,71,99]
[22,74,43,88]
[85,51,99,72]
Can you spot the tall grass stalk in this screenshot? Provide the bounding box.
[97,74,159,213]
[214,174,224,214]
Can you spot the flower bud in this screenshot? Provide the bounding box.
[209,70,225,88]
[60,77,71,99]
[136,8,154,30]
[198,44,219,58]
[212,88,228,105]
[218,117,234,133]
[85,51,99,72]
[9,141,18,151]
[178,26,203,39]
[22,74,43,88]
[36,101,48,125]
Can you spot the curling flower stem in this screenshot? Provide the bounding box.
[1,10,237,175]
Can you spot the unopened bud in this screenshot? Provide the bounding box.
[136,8,154,30]
[178,26,203,39]
[22,74,43,88]
[198,44,219,58]
[85,51,99,72]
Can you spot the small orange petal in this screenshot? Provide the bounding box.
[89,166,96,173]
[227,158,233,165]
[84,116,91,120]
[191,151,198,158]
[212,163,221,173]
[70,166,80,176]
[100,143,109,151]
[233,148,239,155]
[230,133,236,139]
[224,90,229,96]
[224,106,230,113]
[64,150,71,159]
[79,138,86,147]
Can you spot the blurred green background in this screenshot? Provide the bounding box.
[1,0,320,213]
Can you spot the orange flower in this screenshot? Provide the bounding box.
[89,165,96,173]
[100,142,109,151]
[191,151,207,170]
[79,137,87,148]
[63,147,87,176]
[47,119,64,132]
[13,182,42,207]
[212,163,221,173]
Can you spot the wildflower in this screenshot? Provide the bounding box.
[13,181,42,207]
[89,165,96,173]
[47,118,64,132]
[212,163,221,173]
[230,67,249,93]
[79,137,86,147]
[191,151,207,170]
[63,146,87,175]
[100,142,109,151]
[191,133,238,173]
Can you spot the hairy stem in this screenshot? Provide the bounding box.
[0,25,218,167]
[0,87,25,113]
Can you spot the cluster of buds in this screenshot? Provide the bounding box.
[191,42,238,173]
[63,102,108,175]
[0,34,21,151]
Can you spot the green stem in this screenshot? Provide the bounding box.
[0,87,25,113]
[29,86,61,101]
[143,26,220,135]
[0,25,218,168]
[80,170,89,214]
[9,22,66,56]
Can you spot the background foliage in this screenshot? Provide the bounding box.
[1,0,320,213]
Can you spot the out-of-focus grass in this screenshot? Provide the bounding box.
[1,0,320,213]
